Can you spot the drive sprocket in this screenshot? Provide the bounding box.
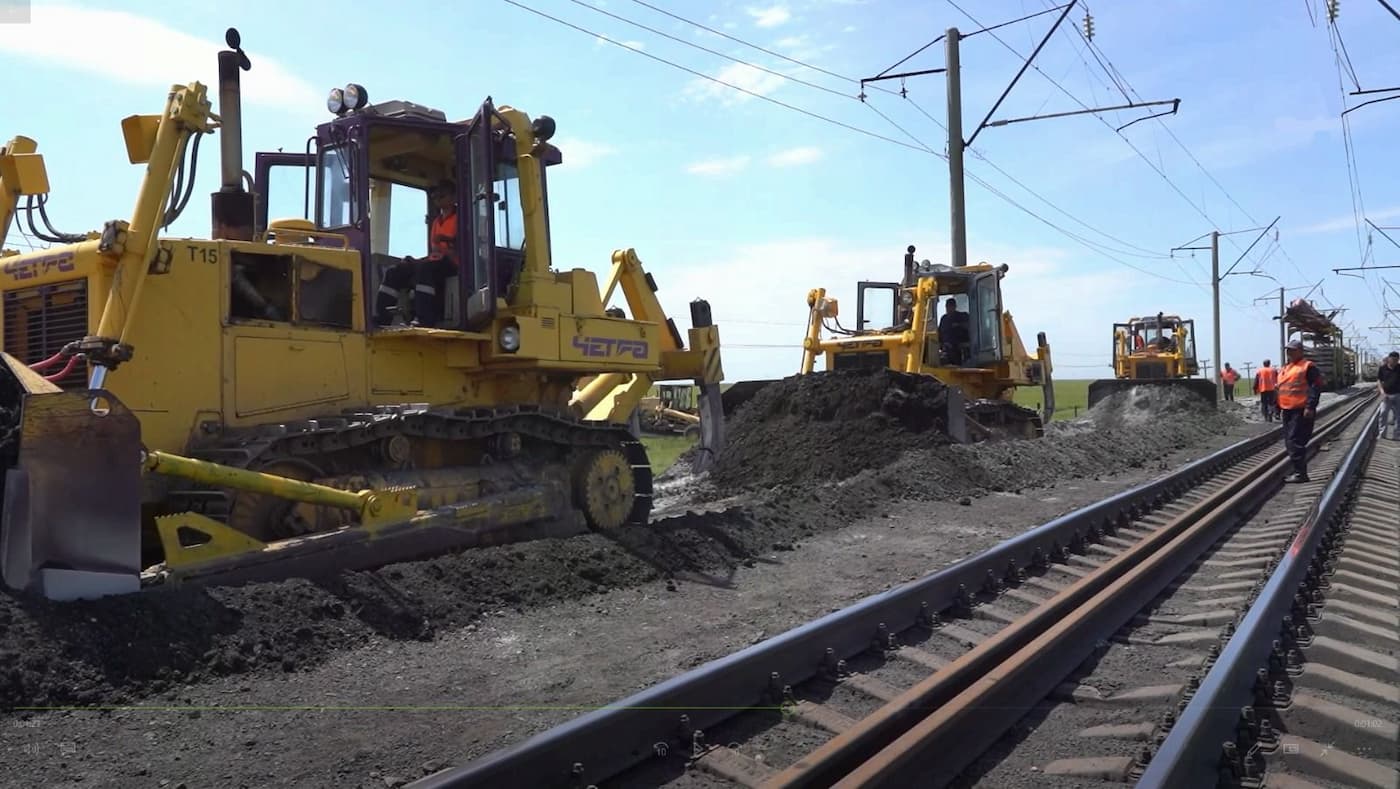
[572,447,636,531]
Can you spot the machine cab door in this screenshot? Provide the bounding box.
[856,281,900,332]
[968,271,1003,366]
[459,101,498,332]
[253,150,314,236]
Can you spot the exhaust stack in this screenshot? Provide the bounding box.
[211,27,254,241]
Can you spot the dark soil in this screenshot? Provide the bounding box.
[1,377,1241,716]
[708,369,951,489]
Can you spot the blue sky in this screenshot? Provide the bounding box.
[3,0,1399,383]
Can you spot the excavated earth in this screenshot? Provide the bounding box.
[0,374,1281,788]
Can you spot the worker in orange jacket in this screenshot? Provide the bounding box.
[1221,363,1239,402]
[1253,359,1279,422]
[1277,340,1324,483]
[375,180,459,327]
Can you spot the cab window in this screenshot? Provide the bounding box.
[493,160,525,252]
[319,144,355,228]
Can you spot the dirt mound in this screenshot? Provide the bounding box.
[0,376,1255,714]
[1079,383,1217,431]
[707,370,953,490]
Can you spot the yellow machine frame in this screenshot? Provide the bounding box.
[791,245,1054,440]
[0,30,725,599]
[1087,312,1214,409]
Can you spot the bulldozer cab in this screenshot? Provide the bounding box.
[913,263,1002,369]
[252,97,551,332]
[656,383,695,412]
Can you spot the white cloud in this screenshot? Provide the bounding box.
[685,62,786,104]
[595,36,645,50]
[767,146,823,167]
[1294,205,1400,235]
[842,25,858,33]
[0,5,320,113]
[685,156,751,176]
[651,235,1152,381]
[553,138,618,168]
[746,5,792,28]
[1190,115,1339,170]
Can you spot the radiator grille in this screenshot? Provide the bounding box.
[3,280,89,390]
[832,350,890,371]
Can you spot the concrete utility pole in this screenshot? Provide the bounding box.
[1211,230,1222,399]
[1241,361,1255,380]
[1172,217,1279,402]
[860,2,1177,271]
[946,29,967,269]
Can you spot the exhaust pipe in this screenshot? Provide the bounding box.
[211,27,254,241]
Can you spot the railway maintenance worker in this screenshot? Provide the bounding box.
[375,179,459,327]
[1379,350,1400,440]
[1221,363,1239,401]
[1278,339,1324,484]
[1253,359,1279,422]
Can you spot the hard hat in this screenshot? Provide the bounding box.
[1286,339,1305,350]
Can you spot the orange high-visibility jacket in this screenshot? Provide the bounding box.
[1255,366,1278,392]
[1277,360,1318,410]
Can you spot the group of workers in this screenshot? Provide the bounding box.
[1232,344,1400,484]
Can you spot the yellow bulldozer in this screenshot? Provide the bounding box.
[1087,312,1215,409]
[0,29,725,601]
[636,384,702,440]
[723,245,1055,441]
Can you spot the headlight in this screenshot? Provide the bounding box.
[899,290,914,306]
[499,325,521,353]
[327,88,346,115]
[344,83,369,112]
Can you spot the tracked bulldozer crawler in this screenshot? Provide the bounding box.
[0,29,725,600]
[1087,312,1217,410]
[759,244,1054,442]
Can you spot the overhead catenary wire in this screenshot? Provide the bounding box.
[603,0,1175,263]
[500,0,1199,286]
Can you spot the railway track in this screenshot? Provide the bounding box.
[1140,405,1398,789]
[409,391,1379,789]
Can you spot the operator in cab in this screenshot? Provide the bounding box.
[938,297,971,365]
[375,180,459,328]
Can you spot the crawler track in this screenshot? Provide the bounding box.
[408,392,1376,789]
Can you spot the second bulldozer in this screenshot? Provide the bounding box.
[1087,312,1216,409]
[724,245,1055,441]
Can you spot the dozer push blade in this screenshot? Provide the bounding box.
[1086,377,1219,411]
[719,379,778,417]
[0,352,143,600]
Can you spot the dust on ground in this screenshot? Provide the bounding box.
[0,371,1271,788]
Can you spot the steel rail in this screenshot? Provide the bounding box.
[764,395,1374,788]
[1136,405,1382,789]
[409,393,1366,789]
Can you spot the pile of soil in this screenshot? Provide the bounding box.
[707,370,953,490]
[0,373,1254,714]
[1079,383,1220,431]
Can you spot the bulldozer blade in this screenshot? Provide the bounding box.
[1086,377,1219,411]
[0,352,143,600]
[719,379,778,417]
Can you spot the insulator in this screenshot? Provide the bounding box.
[1083,11,1095,40]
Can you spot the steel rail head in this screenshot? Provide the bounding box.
[1135,405,1381,789]
[407,392,1369,789]
[782,395,1373,789]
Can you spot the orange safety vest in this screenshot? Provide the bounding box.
[1256,366,1277,392]
[1276,359,1316,410]
[429,210,457,259]
[1222,368,1239,385]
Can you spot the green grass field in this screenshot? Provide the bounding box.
[641,435,695,475]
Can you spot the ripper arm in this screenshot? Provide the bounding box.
[80,83,218,386]
[575,248,726,466]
